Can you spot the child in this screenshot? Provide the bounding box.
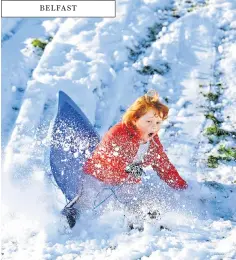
[63,90,188,228]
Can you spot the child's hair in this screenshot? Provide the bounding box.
[122,90,169,126]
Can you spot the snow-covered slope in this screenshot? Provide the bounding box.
[2,0,236,259]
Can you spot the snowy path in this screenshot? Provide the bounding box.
[2,18,49,147]
[163,13,216,179]
[1,18,23,42]
[2,0,236,259]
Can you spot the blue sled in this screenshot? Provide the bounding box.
[50,91,100,200]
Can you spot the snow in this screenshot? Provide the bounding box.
[1,18,22,40]
[1,0,236,259]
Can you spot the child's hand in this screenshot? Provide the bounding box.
[125,163,145,179]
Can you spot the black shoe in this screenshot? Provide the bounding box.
[147,210,160,220]
[128,223,144,232]
[160,225,171,231]
[61,207,79,229]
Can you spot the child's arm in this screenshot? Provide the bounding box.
[83,123,139,184]
[151,135,188,190]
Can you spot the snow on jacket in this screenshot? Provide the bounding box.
[83,122,188,190]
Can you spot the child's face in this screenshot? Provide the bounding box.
[134,109,163,143]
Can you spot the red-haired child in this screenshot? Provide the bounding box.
[63,90,188,228]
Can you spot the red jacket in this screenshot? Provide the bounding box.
[83,122,187,190]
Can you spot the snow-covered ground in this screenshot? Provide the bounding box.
[1,0,236,259]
